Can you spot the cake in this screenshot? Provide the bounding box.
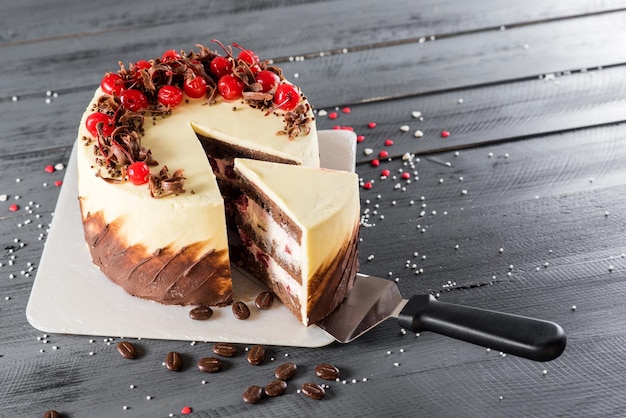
[233,158,360,326]
[77,42,319,307]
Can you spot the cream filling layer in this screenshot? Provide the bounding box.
[240,197,302,277]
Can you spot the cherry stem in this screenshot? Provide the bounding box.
[211,39,233,58]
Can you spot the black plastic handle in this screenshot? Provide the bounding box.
[397,295,566,362]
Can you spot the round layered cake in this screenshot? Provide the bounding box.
[77,42,319,307]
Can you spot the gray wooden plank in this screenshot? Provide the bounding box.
[3,0,624,47]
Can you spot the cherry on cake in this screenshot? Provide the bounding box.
[77,42,319,307]
[233,158,360,326]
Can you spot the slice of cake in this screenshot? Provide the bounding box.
[233,158,360,326]
[77,42,318,307]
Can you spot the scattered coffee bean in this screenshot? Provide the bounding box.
[213,342,237,357]
[43,410,60,418]
[315,363,340,380]
[264,379,287,397]
[255,291,274,310]
[116,341,137,359]
[246,345,266,365]
[242,385,263,404]
[232,301,250,320]
[274,361,297,381]
[301,382,326,400]
[189,305,213,320]
[197,357,222,373]
[165,351,182,371]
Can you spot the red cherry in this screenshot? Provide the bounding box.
[217,75,244,101]
[127,161,150,185]
[85,112,115,137]
[238,49,258,66]
[273,84,300,111]
[209,56,233,78]
[255,70,280,93]
[161,49,182,62]
[183,76,207,98]
[119,89,149,111]
[100,73,125,95]
[134,60,152,71]
[158,85,183,107]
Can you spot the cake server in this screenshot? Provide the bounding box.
[316,274,566,362]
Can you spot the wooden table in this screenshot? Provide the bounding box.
[2,1,626,416]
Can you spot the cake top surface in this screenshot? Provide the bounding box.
[79,41,318,198]
[234,158,359,229]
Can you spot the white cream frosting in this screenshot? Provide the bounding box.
[77,88,318,257]
[233,158,360,323]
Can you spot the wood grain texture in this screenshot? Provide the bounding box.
[2,0,626,416]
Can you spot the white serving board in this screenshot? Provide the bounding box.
[26,130,356,347]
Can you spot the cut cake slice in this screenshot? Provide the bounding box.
[233,158,360,326]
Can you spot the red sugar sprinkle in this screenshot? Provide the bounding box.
[54,180,63,187]
[367,122,377,129]
[363,181,373,190]
[357,135,365,143]
[44,165,55,173]
[381,169,391,177]
[342,107,351,114]
[328,112,338,120]
[384,139,394,146]
[9,204,19,212]
[181,406,192,415]
[441,130,450,138]
[342,126,354,131]
[379,150,389,158]
[401,172,411,179]
[370,159,380,167]
[332,125,341,130]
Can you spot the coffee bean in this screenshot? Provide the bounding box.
[314,363,340,380]
[116,341,137,359]
[189,305,213,320]
[242,385,263,404]
[43,410,60,418]
[232,301,250,320]
[197,357,222,373]
[274,361,297,381]
[301,382,326,400]
[165,351,182,371]
[246,344,265,365]
[255,291,274,310]
[213,342,237,357]
[264,379,287,397]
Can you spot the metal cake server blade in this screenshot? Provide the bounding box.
[317,274,566,362]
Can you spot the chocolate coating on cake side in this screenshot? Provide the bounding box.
[81,207,233,306]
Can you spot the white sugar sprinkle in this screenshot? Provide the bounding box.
[0,194,7,202]
[413,130,424,138]
[364,148,373,155]
[400,125,410,132]
[318,109,328,117]
[411,111,422,118]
